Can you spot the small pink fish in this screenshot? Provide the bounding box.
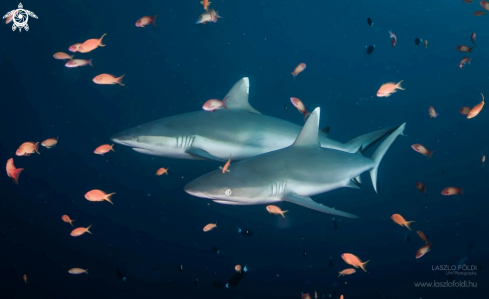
[290,97,311,120]
[411,144,434,159]
[65,59,93,68]
[428,106,438,118]
[471,32,476,45]
[441,187,464,196]
[291,63,306,80]
[456,45,474,53]
[376,81,404,97]
[415,242,433,259]
[53,52,74,60]
[459,57,472,69]
[135,15,160,27]
[4,10,18,24]
[389,31,397,47]
[94,144,114,155]
[202,97,229,112]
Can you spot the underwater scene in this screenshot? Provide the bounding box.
[1,0,488,298]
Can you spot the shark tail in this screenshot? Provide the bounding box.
[369,123,406,194]
[344,126,400,154]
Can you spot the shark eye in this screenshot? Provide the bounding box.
[225,189,232,196]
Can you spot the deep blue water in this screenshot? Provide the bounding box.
[1,0,488,298]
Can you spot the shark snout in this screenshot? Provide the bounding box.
[184,180,208,198]
[110,131,135,146]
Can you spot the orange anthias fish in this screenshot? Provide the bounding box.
[411,144,434,159]
[417,230,428,244]
[415,242,433,259]
[429,106,438,118]
[202,97,229,112]
[235,265,241,272]
[196,11,213,24]
[471,32,476,45]
[23,274,27,283]
[41,136,58,148]
[68,268,88,275]
[481,0,489,10]
[94,144,115,155]
[62,215,75,226]
[473,11,487,16]
[203,222,217,232]
[441,187,464,196]
[482,154,485,166]
[220,155,232,173]
[201,0,211,11]
[6,158,24,185]
[5,10,18,24]
[266,205,288,218]
[391,214,415,230]
[93,74,125,86]
[338,268,356,277]
[68,43,82,53]
[341,253,369,272]
[467,93,484,119]
[456,45,474,53]
[65,59,93,68]
[290,97,311,120]
[53,52,74,60]
[376,80,404,97]
[314,289,318,299]
[291,63,306,80]
[85,190,116,204]
[16,142,40,156]
[388,30,397,47]
[79,33,106,53]
[459,106,471,115]
[156,167,169,176]
[135,15,160,27]
[301,293,312,299]
[459,57,472,69]
[463,0,473,3]
[340,296,344,299]
[70,225,92,237]
[416,182,427,195]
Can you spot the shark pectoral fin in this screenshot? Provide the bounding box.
[186,147,227,162]
[223,78,261,114]
[282,193,358,218]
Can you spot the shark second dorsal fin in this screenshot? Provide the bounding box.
[292,107,320,147]
[223,77,261,114]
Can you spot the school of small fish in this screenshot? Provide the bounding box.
[5,1,487,297]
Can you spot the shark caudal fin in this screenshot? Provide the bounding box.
[222,78,261,114]
[343,126,400,154]
[369,123,406,193]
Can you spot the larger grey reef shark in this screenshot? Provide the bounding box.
[111,77,400,162]
[184,107,406,218]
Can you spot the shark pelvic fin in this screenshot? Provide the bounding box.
[186,147,227,162]
[293,107,320,147]
[223,78,261,114]
[282,193,358,218]
[369,123,406,194]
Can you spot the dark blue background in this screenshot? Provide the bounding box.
[0,0,487,298]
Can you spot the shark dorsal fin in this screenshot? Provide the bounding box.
[293,107,320,147]
[223,77,261,114]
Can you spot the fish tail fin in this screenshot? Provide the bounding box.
[423,187,427,195]
[369,123,406,193]
[222,96,230,110]
[428,151,435,159]
[281,210,289,218]
[396,80,405,90]
[117,74,125,86]
[338,272,342,277]
[165,167,169,175]
[87,58,93,67]
[86,225,93,234]
[458,188,464,196]
[303,111,311,121]
[106,193,116,204]
[151,15,160,26]
[85,269,89,274]
[35,142,40,154]
[110,144,115,152]
[406,221,415,230]
[99,33,107,46]
[292,73,296,81]
[360,260,369,272]
[481,93,484,103]
[11,168,23,184]
[70,220,75,227]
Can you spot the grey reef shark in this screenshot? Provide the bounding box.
[111,77,401,162]
[184,107,406,218]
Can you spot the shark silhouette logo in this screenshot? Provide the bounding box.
[3,3,38,32]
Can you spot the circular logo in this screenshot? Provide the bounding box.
[12,9,28,28]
